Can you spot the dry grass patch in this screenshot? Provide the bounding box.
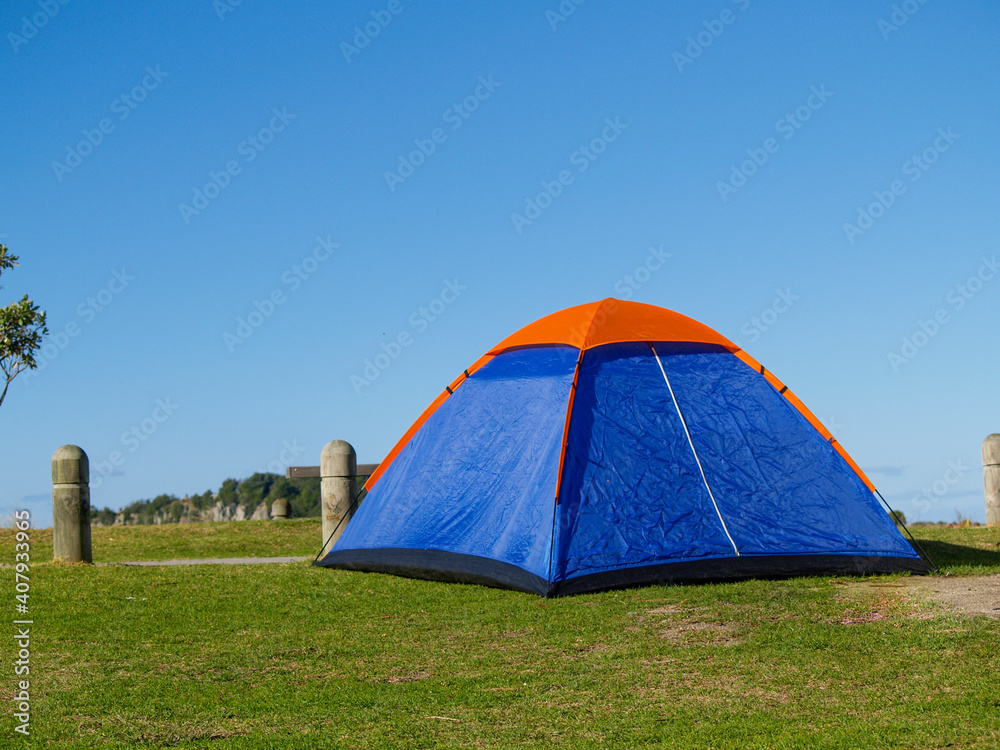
[383,668,432,684]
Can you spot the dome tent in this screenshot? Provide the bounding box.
[317,299,927,596]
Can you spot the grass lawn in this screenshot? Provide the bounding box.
[906,524,1000,575]
[10,518,323,563]
[2,523,998,748]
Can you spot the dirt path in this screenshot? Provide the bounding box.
[903,574,1000,619]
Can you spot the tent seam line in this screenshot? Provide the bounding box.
[547,349,585,594]
[651,344,741,557]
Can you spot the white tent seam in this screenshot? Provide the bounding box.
[651,344,741,556]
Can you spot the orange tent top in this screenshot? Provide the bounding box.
[487,298,738,354]
[364,298,874,494]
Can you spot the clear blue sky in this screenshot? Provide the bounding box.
[2,1,997,528]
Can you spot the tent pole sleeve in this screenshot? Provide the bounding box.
[548,349,585,589]
[651,344,741,557]
[553,350,585,505]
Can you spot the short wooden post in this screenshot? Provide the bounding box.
[52,445,92,563]
[321,440,357,555]
[271,497,290,520]
[984,434,1000,527]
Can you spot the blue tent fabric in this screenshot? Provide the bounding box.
[657,345,911,559]
[318,330,927,596]
[323,346,577,590]
[548,343,921,593]
[553,343,739,585]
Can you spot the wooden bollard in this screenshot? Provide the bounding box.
[321,440,356,555]
[52,445,93,563]
[271,497,290,520]
[984,434,1000,527]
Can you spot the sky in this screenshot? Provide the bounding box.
[1,0,998,529]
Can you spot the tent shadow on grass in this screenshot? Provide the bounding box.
[916,539,1000,571]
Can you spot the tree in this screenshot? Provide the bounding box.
[0,245,47,407]
[190,490,215,511]
[217,478,239,507]
[288,477,322,518]
[239,472,276,507]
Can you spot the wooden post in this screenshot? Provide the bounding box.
[984,434,1000,528]
[271,497,290,520]
[52,445,92,563]
[321,440,357,555]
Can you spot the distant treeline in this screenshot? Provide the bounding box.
[92,473,322,526]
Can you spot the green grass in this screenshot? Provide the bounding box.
[907,525,1000,575]
[2,518,323,563]
[3,523,999,748]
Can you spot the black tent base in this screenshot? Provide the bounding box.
[316,548,930,597]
